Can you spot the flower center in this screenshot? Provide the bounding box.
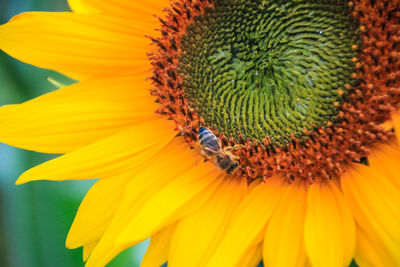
[150,0,396,181]
[179,0,359,146]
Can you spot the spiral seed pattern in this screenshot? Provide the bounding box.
[179,0,359,146]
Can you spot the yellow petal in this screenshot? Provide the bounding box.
[207,176,287,267]
[0,12,154,79]
[168,176,247,267]
[116,166,223,249]
[236,243,263,267]
[83,241,98,262]
[68,0,170,20]
[16,119,176,184]
[304,180,356,267]
[247,178,263,193]
[341,164,400,264]
[68,0,100,13]
[354,227,398,267]
[264,179,308,267]
[369,142,400,190]
[89,177,223,267]
[393,112,400,141]
[0,75,158,154]
[141,224,177,267]
[66,173,133,249]
[84,140,220,266]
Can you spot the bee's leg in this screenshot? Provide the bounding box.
[224,144,245,152]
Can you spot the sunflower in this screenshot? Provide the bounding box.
[1,0,400,266]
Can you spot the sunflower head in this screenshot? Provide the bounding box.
[1,0,400,267]
[150,0,398,181]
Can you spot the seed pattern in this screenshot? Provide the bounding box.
[180,0,359,146]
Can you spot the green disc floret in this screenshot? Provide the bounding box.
[179,0,359,146]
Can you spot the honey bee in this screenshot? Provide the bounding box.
[198,127,242,174]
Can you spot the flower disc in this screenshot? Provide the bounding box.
[150,0,396,180]
[179,0,359,146]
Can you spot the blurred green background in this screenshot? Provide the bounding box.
[0,0,149,266]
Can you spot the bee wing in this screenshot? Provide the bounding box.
[199,128,220,150]
[202,145,219,156]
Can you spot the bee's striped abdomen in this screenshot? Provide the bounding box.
[198,127,220,151]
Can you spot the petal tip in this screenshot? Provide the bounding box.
[15,170,36,185]
[65,235,74,249]
[65,241,75,250]
[15,177,28,185]
[65,229,83,249]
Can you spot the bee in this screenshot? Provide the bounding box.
[198,127,243,174]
